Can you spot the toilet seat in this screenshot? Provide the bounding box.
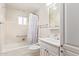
[28,44,40,50]
[27,44,40,56]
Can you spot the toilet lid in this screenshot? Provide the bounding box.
[28,44,40,50]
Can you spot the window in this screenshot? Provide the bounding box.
[18,16,27,25]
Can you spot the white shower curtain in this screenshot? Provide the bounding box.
[27,13,38,44]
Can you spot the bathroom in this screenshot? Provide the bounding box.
[0,3,79,56]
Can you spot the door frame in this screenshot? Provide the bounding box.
[60,3,65,56]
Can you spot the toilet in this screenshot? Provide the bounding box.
[27,43,40,56]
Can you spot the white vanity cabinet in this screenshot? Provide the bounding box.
[39,39,60,56]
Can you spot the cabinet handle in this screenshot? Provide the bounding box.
[61,50,63,53]
[44,49,48,52]
[61,45,63,47]
[47,50,48,53]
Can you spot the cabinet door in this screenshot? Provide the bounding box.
[40,48,57,56]
[61,3,79,56]
[40,48,48,56]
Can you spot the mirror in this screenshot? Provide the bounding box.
[48,3,60,29]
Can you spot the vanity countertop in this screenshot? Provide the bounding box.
[39,38,60,47]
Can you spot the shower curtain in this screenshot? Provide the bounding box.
[27,13,38,44]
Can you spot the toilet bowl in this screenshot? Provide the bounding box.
[28,44,40,50]
[27,44,40,56]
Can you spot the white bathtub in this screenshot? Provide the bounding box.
[0,45,40,56]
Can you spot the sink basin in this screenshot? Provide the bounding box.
[39,37,60,47]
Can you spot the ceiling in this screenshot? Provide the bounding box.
[6,3,46,13]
